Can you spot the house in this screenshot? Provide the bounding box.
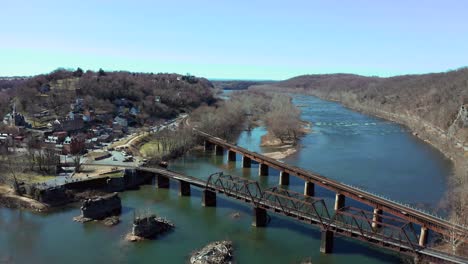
[63,135,86,155]
[45,136,60,144]
[94,112,113,124]
[33,110,50,118]
[38,84,50,94]
[461,104,468,126]
[0,133,11,145]
[71,98,84,112]
[98,134,111,143]
[82,109,93,122]
[130,107,139,116]
[113,116,128,127]
[44,135,63,153]
[3,109,31,128]
[52,118,84,132]
[52,131,68,142]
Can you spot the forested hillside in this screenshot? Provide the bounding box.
[253,69,468,202]
[253,68,468,232]
[0,68,216,123]
[254,68,468,158]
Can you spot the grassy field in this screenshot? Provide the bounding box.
[100,170,124,178]
[139,140,162,157]
[17,173,56,184]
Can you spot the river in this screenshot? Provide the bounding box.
[0,94,453,263]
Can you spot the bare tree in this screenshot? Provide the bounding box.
[264,94,302,144]
[0,155,23,194]
[441,164,468,255]
[72,154,83,173]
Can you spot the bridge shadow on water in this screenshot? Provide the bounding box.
[267,213,405,262]
[199,192,405,263]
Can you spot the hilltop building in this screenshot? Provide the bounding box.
[2,103,31,128]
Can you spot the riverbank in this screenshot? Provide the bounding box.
[0,185,49,211]
[261,121,311,160]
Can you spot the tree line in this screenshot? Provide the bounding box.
[191,91,303,143]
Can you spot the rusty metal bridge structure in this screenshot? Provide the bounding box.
[132,166,468,263]
[191,130,468,263]
[76,129,468,263]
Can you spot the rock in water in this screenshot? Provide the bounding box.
[128,215,174,241]
[74,193,122,223]
[103,216,120,226]
[190,240,233,264]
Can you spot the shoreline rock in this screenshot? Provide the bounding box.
[190,240,234,264]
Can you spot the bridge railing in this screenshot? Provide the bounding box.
[329,206,421,251]
[262,187,331,228]
[341,182,464,227]
[206,172,263,206]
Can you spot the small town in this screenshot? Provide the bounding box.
[1,1,468,264]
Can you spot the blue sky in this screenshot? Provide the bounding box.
[1,0,467,80]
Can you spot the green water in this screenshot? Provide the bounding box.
[0,94,452,263]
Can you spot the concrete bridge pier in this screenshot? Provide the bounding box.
[242,156,251,168]
[320,229,334,254]
[156,175,170,188]
[204,140,214,151]
[227,150,236,162]
[334,193,345,211]
[178,180,191,196]
[304,181,315,196]
[202,190,217,207]
[372,208,383,229]
[215,145,224,156]
[419,226,429,247]
[259,163,268,176]
[279,171,289,185]
[252,207,267,227]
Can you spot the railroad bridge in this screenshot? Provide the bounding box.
[133,166,467,263]
[187,130,467,263]
[95,130,468,263]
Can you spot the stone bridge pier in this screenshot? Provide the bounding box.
[259,163,268,176]
[419,227,429,247]
[334,193,345,211]
[204,140,214,151]
[242,156,251,168]
[215,145,224,156]
[227,150,236,161]
[202,190,217,207]
[179,180,191,196]
[279,171,289,185]
[304,181,315,196]
[372,208,383,229]
[252,207,268,227]
[320,230,334,254]
[156,174,170,189]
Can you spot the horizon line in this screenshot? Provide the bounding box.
[1,66,467,81]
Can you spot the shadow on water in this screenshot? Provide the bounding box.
[121,206,135,215]
[268,214,405,263]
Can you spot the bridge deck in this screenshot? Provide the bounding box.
[196,130,467,237]
[82,163,468,263]
[140,166,468,264]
